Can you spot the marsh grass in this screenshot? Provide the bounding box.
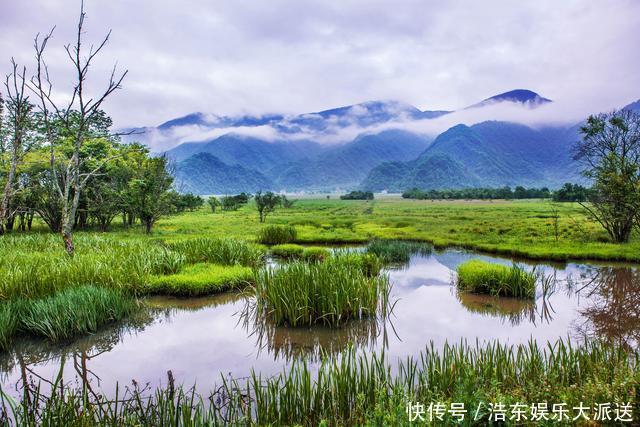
[365,239,433,264]
[0,286,136,347]
[270,244,331,262]
[147,263,253,296]
[166,237,264,267]
[4,340,636,426]
[257,225,297,245]
[255,256,389,327]
[456,259,537,298]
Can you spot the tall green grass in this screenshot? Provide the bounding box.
[166,237,265,267]
[365,239,433,264]
[456,259,537,298]
[0,286,136,347]
[255,255,389,327]
[4,340,636,425]
[257,225,297,245]
[270,244,331,262]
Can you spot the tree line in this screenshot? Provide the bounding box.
[401,184,592,202]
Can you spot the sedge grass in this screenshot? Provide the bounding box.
[456,259,537,298]
[270,244,331,262]
[257,225,297,245]
[255,256,389,327]
[166,237,264,267]
[365,239,433,264]
[3,339,636,426]
[146,263,253,296]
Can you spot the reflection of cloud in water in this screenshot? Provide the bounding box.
[388,255,452,288]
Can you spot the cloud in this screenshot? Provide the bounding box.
[2,0,638,131]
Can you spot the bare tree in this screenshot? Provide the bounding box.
[0,60,32,235]
[29,1,128,255]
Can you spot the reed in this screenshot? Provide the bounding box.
[270,243,305,258]
[257,225,297,245]
[365,239,433,264]
[146,263,253,296]
[4,340,637,426]
[255,256,389,327]
[456,259,537,298]
[166,237,265,267]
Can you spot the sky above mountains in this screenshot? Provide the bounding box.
[2,0,639,128]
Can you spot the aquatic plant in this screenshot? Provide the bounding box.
[365,239,433,264]
[256,225,297,245]
[147,263,253,296]
[255,256,389,327]
[301,246,331,262]
[3,340,637,426]
[456,259,536,298]
[166,237,264,267]
[270,243,305,259]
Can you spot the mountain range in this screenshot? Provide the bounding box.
[124,89,640,194]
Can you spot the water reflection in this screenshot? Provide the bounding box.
[574,267,640,348]
[1,249,639,400]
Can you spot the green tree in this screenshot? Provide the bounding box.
[207,196,221,213]
[574,110,640,243]
[254,191,281,222]
[129,155,174,234]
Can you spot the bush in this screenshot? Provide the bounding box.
[456,260,536,298]
[365,239,433,264]
[340,191,374,200]
[146,263,253,296]
[255,256,389,327]
[257,225,297,245]
[301,247,331,262]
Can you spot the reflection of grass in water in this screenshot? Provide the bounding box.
[457,292,536,326]
[240,298,386,362]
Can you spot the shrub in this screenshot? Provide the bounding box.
[456,260,536,298]
[365,239,433,264]
[146,263,253,296]
[257,225,297,245]
[255,257,389,327]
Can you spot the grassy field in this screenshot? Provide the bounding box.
[152,198,640,262]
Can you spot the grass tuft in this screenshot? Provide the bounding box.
[255,255,389,327]
[166,237,264,267]
[456,259,536,298]
[257,225,297,245]
[365,239,433,264]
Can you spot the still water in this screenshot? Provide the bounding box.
[1,249,638,398]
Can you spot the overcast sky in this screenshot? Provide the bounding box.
[2,0,639,128]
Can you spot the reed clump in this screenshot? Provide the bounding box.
[270,244,331,262]
[456,259,536,298]
[255,255,389,327]
[257,225,297,245]
[365,239,433,264]
[166,237,265,267]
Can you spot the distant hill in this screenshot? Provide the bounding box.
[174,153,273,194]
[468,89,552,108]
[362,121,582,191]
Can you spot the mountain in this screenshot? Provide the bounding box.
[362,121,581,191]
[166,134,323,172]
[174,153,273,194]
[468,89,552,109]
[270,130,430,190]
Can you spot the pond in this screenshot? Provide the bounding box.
[1,248,639,399]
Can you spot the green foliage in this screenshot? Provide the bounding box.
[340,190,374,200]
[146,263,253,296]
[166,237,265,267]
[221,193,252,211]
[365,239,433,264]
[6,340,637,426]
[456,260,536,298]
[207,196,221,213]
[255,255,389,327]
[254,190,281,222]
[301,246,331,262]
[129,154,175,233]
[403,186,552,200]
[0,286,136,346]
[172,193,204,212]
[257,224,297,245]
[552,182,591,202]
